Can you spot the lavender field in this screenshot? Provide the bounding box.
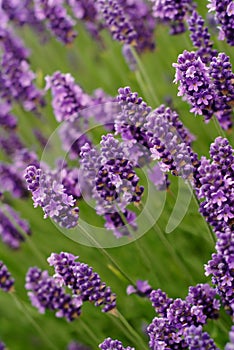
[0,0,233,349]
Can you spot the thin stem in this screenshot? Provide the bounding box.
[130,47,160,106]
[212,116,226,138]
[11,293,58,350]
[143,209,195,285]
[79,318,100,345]
[109,310,148,350]
[77,224,136,285]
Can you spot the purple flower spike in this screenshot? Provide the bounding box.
[150,289,173,317]
[186,283,220,320]
[45,71,91,122]
[25,267,82,321]
[48,252,116,313]
[0,204,31,249]
[25,165,79,229]
[34,0,77,44]
[207,0,234,46]
[0,101,17,129]
[0,163,28,198]
[188,10,217,64]
[184,325,219,349]
[225,326,234,350]
[96,0,137,46]
[99,338,135,350]
[151,0,195,34]
[0,261,14,292]
[127,280,152,297]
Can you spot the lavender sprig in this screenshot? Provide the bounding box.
[0,261,14,292]
[99,338,134,350]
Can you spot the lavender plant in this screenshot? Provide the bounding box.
[0,0,233,349]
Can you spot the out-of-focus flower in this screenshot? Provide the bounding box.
[0,261,14,292]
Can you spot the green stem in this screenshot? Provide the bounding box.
[212,116,226,139]
[130,47,160,106]
[11,293,58,350]
[79,318,100,345]
[77,224,136,285]
[110,310,148,350]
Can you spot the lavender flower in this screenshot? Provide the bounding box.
[97,0,156,52]
[197,137,233,232]
[209,52,234,130]
[151,0,195,34]
[34,0,77,44]
[207,0,234,46]
[184,325,219,349]
[99,338,134,350]
[149,288,173,317]
[126,280,152,297]
[0,28,44,111]
[0,101,17,129]
[148,164,170,191]
[225,326,234,350]
[25,165,79,229]
[205,227,233,317]
[45,72,91,122]
[48,252,116,312]
[25,267,82,321]
[173,50,215,121]
[0,261,14,292]
[0,204,31,249]
[186,284,220,320]
[188,10,217,64]
[0,342,6,350]
[0,163,28,198]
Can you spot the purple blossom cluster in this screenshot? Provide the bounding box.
[188,10,218,64]
[26,267,82,321]
[0,342,6,350]
[0,27,44,111]
[207,0,234,46]
[96,0,155,52]
[197,137,233,232]
[80,134,144,238]
[0,261,14,292]
[25,165,79,229]
[0,204,31,249]
[34,0,77,44]
[127,280,152,297]
[45,71,91,122]
[48,252,116,312]
[0,101,17,129]
[173,50,234,129]
[147,283,220,348]
[99,338,134,350]
[151,0,195,34]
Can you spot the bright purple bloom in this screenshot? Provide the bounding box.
[209,52,234,130]
[188,10,217,64]
[225,326,234,350]
[205,227,234,318]
[45,71,91,122]
[48,252,116,313]
[197,137,233,232]
[149,289,173,317]
[0,163,28,198]
[186,284,220,320]
[0,204,31,249]
[97,0,155,52]
[25,165,79,229]
[34,0,77,44]
[0,28,44,111]
[148,163,170,191]
[99,338,134,350]
[25,267,82,321]
[127,280,152,296]
[0,261,14,292]
[207,0,234,46]
[184,325,219,349]
[144,105,194,179]
[151,0,195,34]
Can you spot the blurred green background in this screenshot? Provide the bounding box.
[0,1,233,349]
